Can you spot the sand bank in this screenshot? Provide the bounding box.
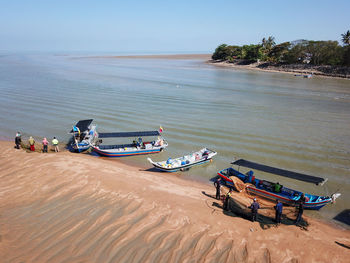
[0,141,349,262]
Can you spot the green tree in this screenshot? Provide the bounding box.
[307,41,343,65]
[212,44,230,60]
[284,41,309,64]
[341,30,350,46]
[241,44,264,61]
[342,46,350,66]
[268,42,291,62]
[261,36,276,61]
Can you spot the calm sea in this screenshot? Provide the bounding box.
[0,52,349,226]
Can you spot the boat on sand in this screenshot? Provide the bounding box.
[218,159,340,210]
[148,148,217,172]
[69,119,98,152]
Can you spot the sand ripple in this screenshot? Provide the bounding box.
[0,142,349,263]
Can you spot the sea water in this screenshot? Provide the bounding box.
[0,52,349,226]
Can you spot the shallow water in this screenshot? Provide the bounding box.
[0,53,349,226]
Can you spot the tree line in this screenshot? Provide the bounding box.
[212,31,350,66]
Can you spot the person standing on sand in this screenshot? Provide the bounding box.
[248,198,260,222]
[42,137,48,153]
[28,136,35,151]
[214,178,221,200]
[52,137,59,152]
[274,199,283,225]
[223,189,232,211]
[295,199,305,225]
[15,132,21,149]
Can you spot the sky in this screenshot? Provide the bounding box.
[0,0,349,53]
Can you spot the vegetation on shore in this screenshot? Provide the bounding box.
[212,31,350,67]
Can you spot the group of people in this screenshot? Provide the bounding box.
[15,132,60,153]
[214,178,305,225]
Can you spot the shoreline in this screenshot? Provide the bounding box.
[1,140,349,262]
[207,60,350,79]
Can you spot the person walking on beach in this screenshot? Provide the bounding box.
[42,137,48,153]
[248,198,260,222]
[274,199,283,225]
[52,137,59,152]
[28,136,35,151]
[15,132,21,149]
[214,178,221,200]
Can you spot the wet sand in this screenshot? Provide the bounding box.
[0,141,349,262]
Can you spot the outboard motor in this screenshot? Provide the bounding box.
[331,193,341,203]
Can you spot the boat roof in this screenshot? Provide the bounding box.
[98,130,160,138]
[70,119,93,133]
[231,159,326,185]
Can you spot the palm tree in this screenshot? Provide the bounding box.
[341,30,350,46]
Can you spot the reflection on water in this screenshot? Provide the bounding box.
[0,53,349,225]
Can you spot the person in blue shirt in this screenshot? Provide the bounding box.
[274,199,283,225]
[248,198,260,222]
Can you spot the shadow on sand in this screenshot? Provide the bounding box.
[333,209,350,226]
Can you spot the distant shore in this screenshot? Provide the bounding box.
[84,54,212,60]
[1,140,350,262]
[81,54,350,79]
[208,60,350,79]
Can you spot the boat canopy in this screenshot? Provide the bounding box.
[99,131,160,138]
[232,159,326,185]
[70,119,93,133]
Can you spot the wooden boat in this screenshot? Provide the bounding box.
[148,148,217,172]
[218,159,341,210]
[69,119,98,152]
[91,130,168,157]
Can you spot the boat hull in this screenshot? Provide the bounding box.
[92,146,163,157]
[218,168,332,210]
[70,143,90,153]
[151,158,212,172]
[148,148,217,172]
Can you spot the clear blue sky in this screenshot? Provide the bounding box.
[1,0,349,53]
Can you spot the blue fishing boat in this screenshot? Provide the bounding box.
[91,130,168,157]
[218,159,341,210]
[69,119,98,152]
[147,148,217,172]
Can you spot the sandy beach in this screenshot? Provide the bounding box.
[0,141,349,262]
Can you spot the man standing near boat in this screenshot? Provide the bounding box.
[223,189,232,211]
[214,178,221,200]
[274,200,283,225]
[295,194,306,225]
[248,198,260,222]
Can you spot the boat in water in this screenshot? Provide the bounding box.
[69,119,98,152]
[148,148,217,172]
[91,130,168,157]
[218,159,341,210]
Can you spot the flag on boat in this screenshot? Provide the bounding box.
[159,126,163,133]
